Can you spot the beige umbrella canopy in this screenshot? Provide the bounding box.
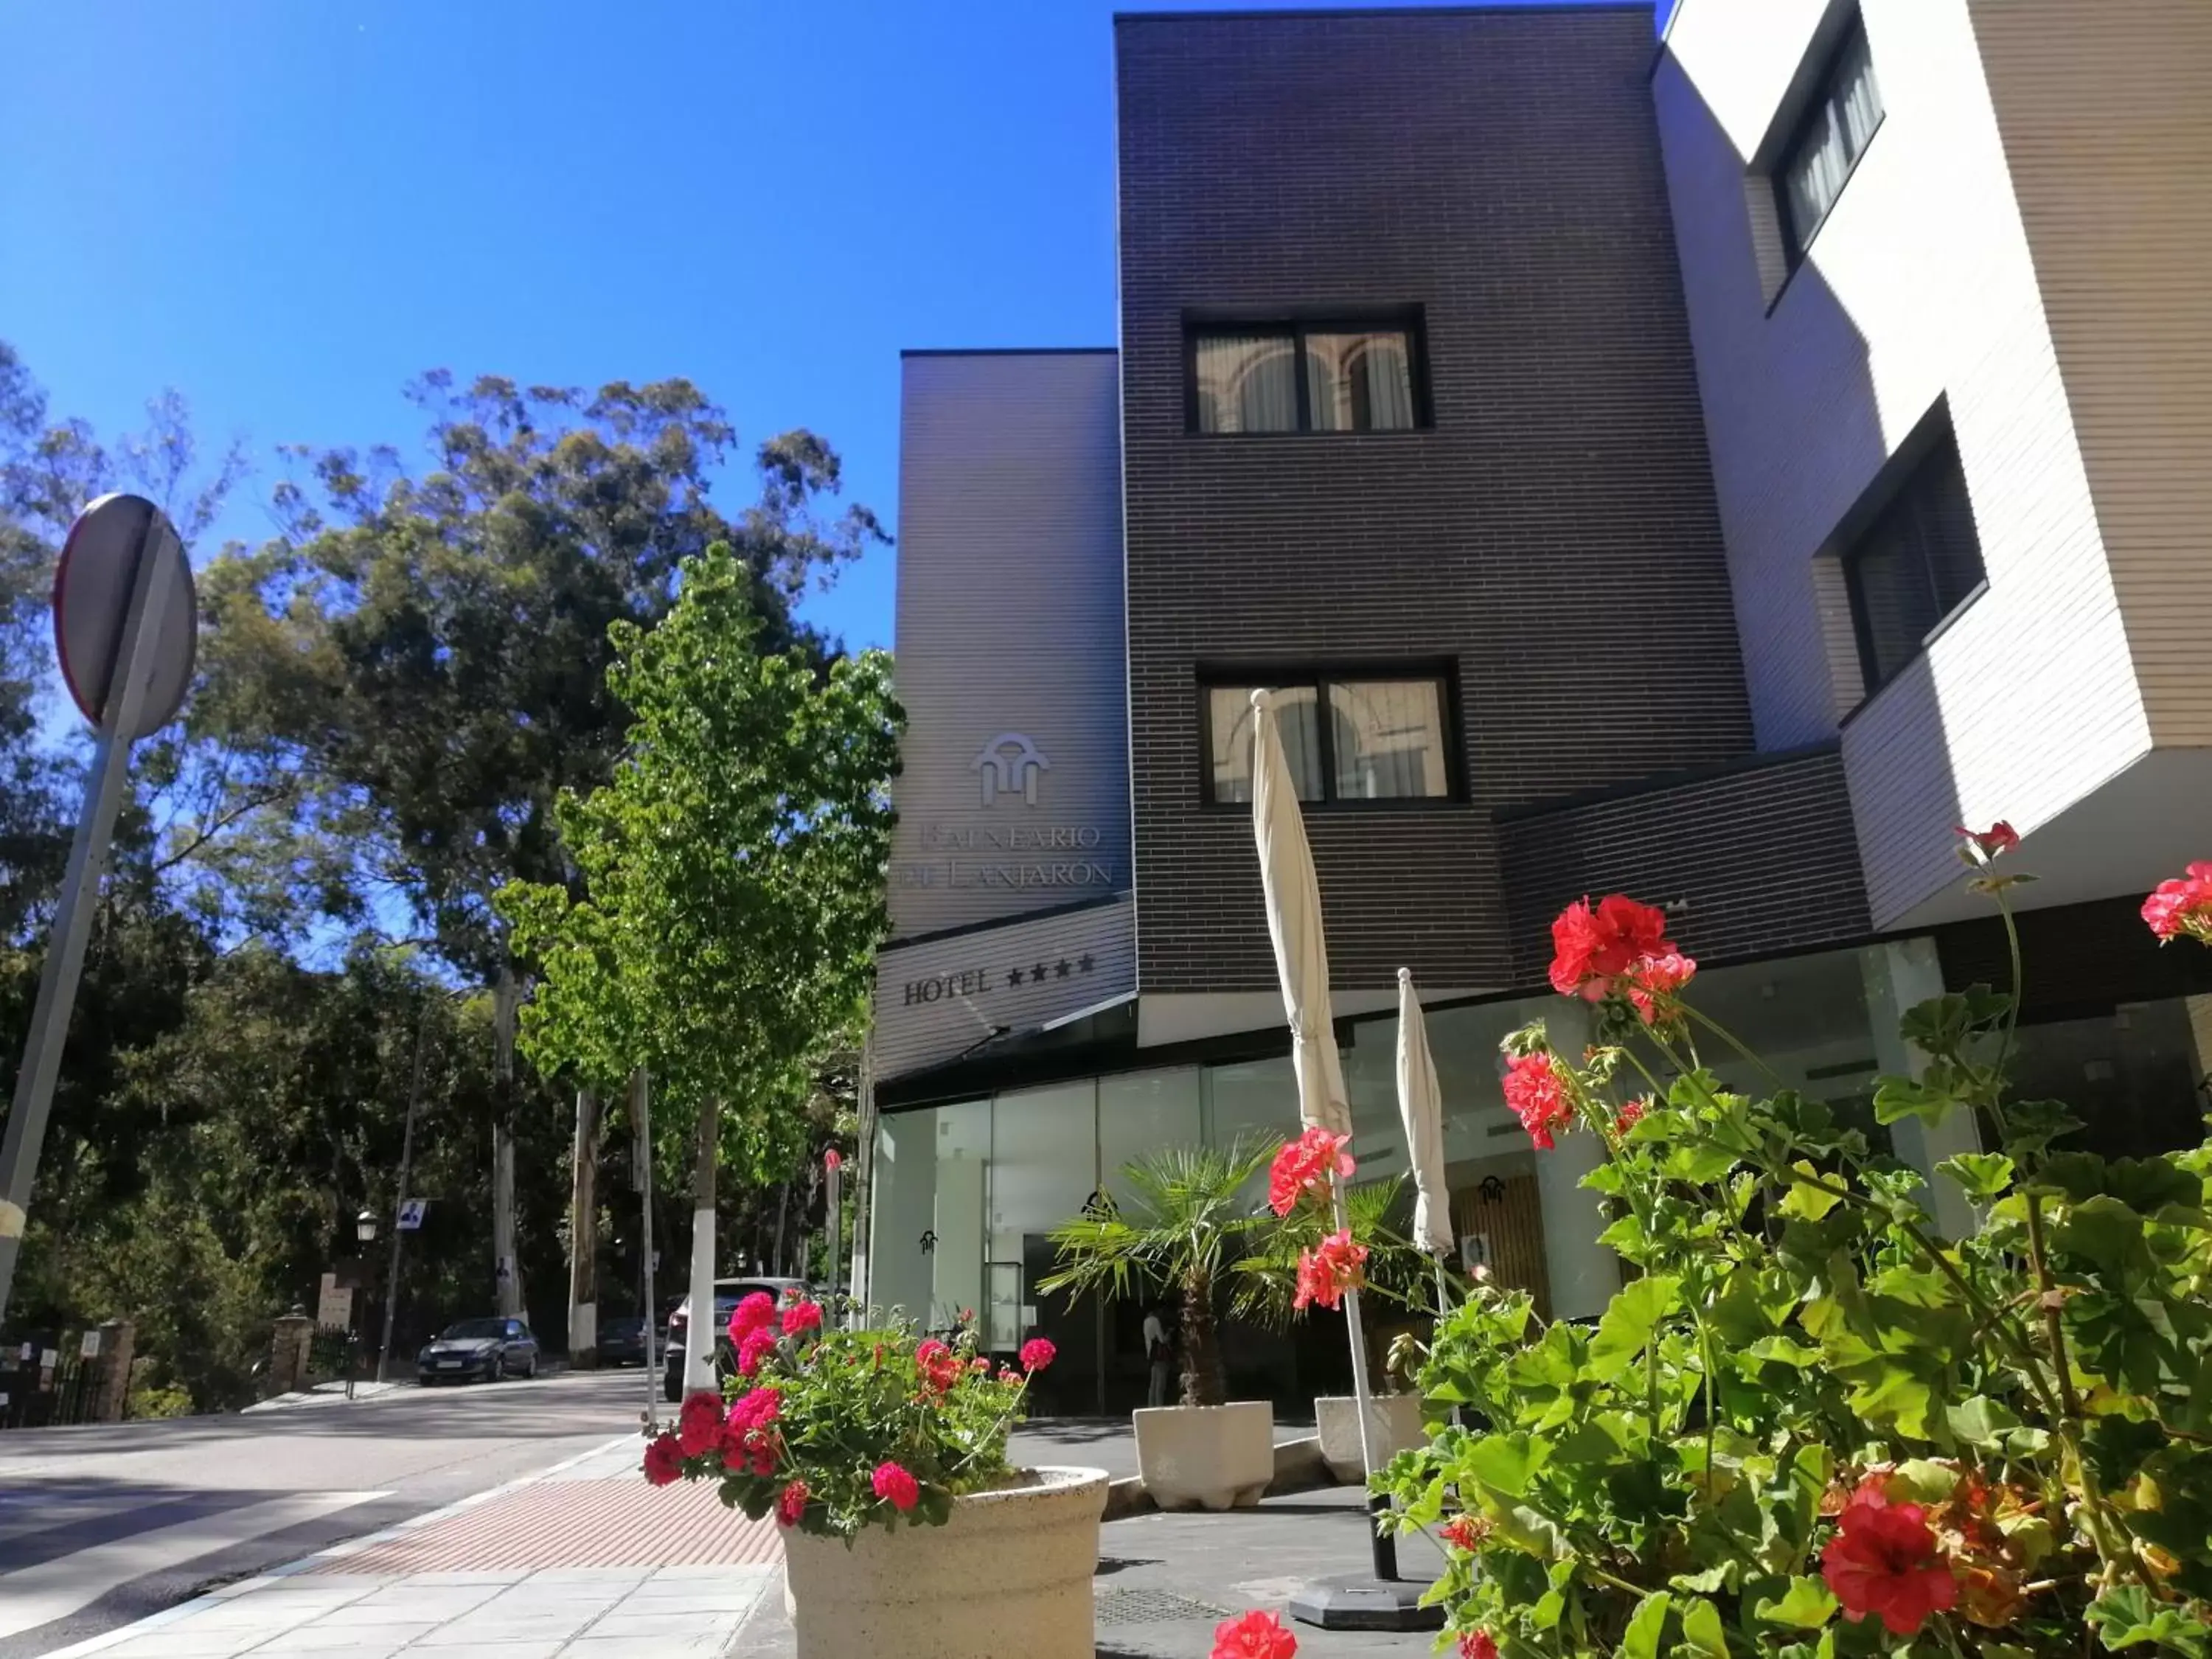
[1395,967,1454,1259]
[1248,689,1352,1139]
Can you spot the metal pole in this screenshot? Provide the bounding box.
[1332,1182,1397,1582]
[0,515,175,1329]
[633,1068,657,1431]
[378,996,434,1382]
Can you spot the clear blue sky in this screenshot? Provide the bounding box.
[2,0,1666,654]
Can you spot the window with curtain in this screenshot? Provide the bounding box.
[1190,317,1422,434]
[1775,15,1884,258]
[1843,424,1986,692]
[1203,671,1453,805]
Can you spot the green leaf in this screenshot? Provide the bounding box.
[1873,1075,1958,1127]
[1677,1596,1728,1659]
[1588,1276,1681,1385]
[1461,1433,1549,1500]
[1753,1578,1838,1631]
[1777,1163,1843,1220]
[1619,1590,1672,1659]
[1935,1152,2015,1200]
[2086,1585,2209,1657]
[1891,1459,1961,1503]
[1663,1141,1741,1185]
[1946,1395,2025,1448]
[1846,1363,1935,1440]
[2056,1194,2149,1276]
[1530,1590,1565,1632]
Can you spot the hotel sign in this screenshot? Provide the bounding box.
[892,734,1117,894]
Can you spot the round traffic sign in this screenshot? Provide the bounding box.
[52,493,196,740]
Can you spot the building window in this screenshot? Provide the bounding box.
[1844,428,1985,691]
[1189,319,1422,434]
[1203,672,1453,805]
[1775,15,1884,259]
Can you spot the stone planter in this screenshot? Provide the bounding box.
[1315,1392,1426,1484]
[780,1464,1107,1659]
[1133,1400,1273,1511]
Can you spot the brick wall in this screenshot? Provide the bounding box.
[1495,744,1869,981]
[1116,7,1753,996]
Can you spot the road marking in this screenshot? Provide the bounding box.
[0,1489,386,1639]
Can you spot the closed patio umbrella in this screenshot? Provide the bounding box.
[1251,692,1432,1630]
[1396,968,1454,1314]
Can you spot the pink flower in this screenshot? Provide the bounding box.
[675,1391,723,1457]
[1624,950,1697,1024]
[2143,862,2212,944]
[776,1479,809,1527]
[998,1366,1022,1384]
[1820,1484,1960,1636]
[872,1460,920,1512]
[735,1326,779,1379]
[1267,1127,1355,1217]
[725,1387,780,1433]
[1020,1337,1057,1374]
[726,1291,776,1346]
[914,1338,963,1394]
[1293,1229,1368,1312]
[970,1356,991,1373]
[1613,1099,1647,1137]
[824,1147,843,1173]
[1459,1634,1499,1659]
[1503,1053,1572,1150]
[780,1299,824,1337]
[1954,821,2021,862]
[642,1433,684,1487]
[1211,1608,1298,1659]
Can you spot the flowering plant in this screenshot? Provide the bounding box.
[641,1291,1055,1539]
[1383,841,2212,1656]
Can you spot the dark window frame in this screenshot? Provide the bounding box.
[1834,406,1989,710]
[1183,307,1432,436]
[1770,10,1886,269]
[1194,660,1464,811]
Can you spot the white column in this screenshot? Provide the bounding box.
[1862,939,1982,1240]
[1534,1000,1621,1321]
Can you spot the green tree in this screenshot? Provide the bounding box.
[498,545,897,1380]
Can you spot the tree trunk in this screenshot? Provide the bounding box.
[681,1096,718,1397]
[491,968,524,1319]
[1182,1268,1225,1407]
[771,1180,790,1278]
[849,1039,875,1312]
[566,1086,602,1367]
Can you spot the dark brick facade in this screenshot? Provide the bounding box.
[1118,5,1758,995]
[1496,745,1870,981]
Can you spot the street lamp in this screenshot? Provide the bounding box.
[355,1208,378,1247]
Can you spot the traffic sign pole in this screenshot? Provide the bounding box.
[0,507,182,1329]
[376,997,434,1383]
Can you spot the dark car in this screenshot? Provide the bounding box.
[662,1277,808,1402]
[597,1314,650,1368]
[417,1317,539,1385]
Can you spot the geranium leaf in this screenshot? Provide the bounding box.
[1663,1143,1740,1185]
[1936,1152,2015,1200]
[1618,1590,1671,1659]
[1463,1432,1549,1499]
[1677,1596,1728,1659]
[2086,1585,2209,1656]
[1588,1276,1680,1385]
[1946,1394,2024,1447]
[1753,1577,1839,1630]
[2056,1195,2149,1276]
[1778,1163,1843,1221]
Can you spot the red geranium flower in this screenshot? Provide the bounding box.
[1020,1337,1057,1373]
[1267,1127,1354,1217]
[1438,1514,1489,1552]
[824,1147,842,1172]
[1549,894,1672,999]
[1953,821,2020,863]
[642,1432,684,1487]
[735,1326,779,1379]
[776,1478,809,1527]
[2143,862,2212,944]
[725,1386,779,1433]
[1613,1099,1647,1136]
[1459,1633,1498,1659]
[1820,1486,1960,1635]
[1503,1053,1572,1150]
[726,1291,776,1346]
[675,1390,723,1457]
[1293,1229,1368,1312]
[872,1460,920,1512]
[1211,1609,1298,1659]
[780,1299,824,1337]
[1624,950,1697,1024]
[914,1338,963,1394]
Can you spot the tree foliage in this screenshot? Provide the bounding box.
[498,545,900,1182]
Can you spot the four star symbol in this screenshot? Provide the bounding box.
[995,954,1101,988]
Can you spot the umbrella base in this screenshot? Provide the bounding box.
[1287,1574,1445,1632]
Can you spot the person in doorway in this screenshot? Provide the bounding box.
[1143,1304,1174,1408]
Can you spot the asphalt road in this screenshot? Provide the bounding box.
[0,1367,661,1658]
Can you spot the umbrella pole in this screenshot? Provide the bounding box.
[1333,1183,1397,1583]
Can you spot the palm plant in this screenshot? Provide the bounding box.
[1229,1172,1444,1329]
[1037,1140,1275,1408]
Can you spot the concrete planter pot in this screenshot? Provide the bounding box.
[1133,1400,1274,1511]
[780,1464,1108,1659]
[1314,1392,1427,1484]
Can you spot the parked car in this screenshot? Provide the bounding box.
[417,1317,539,1385]
[597,1313,649,1368]
[662,1277,808,1401]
